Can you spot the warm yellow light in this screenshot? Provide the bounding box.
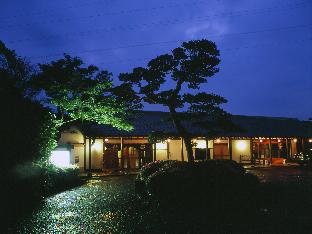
[293,138,297,143]
[278,139,281,143]
[236,141,247,151]
[104,138,109,142]
[156,142,167,150]
[309,139,312,143]
[196,140,206,149]
[92,142,102,151]
[167,139,171,143]
[260,139,263,143]
[51,150,71,168]
[216,139,221,143]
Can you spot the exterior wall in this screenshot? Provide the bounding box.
[231,139,251,163]
[154,142,168,160]
[168,140,182,160]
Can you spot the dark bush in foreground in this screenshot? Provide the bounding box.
[136,160,259,217]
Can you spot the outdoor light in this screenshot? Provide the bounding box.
[260,139,263,143]
[50,150,71,168]
[236,141,247,151]
[167,139,171,143]
[216,139,221,143]
[196,140,206,149]
[309,139,312,143]
[92,142,102,151]
[104,138,109,142]
[293,138,297,143]
[278,139,281,143]
[156,142,167,150]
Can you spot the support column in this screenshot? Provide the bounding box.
[181,138,184,161]
[302,138,305,155]
[88,137,92,171]
[153,143,157,161]
[250,138,253,164]
[290,139,293,158]
[286,138,289,159]
[205,138,209,160]
[167,141,170,160]
[269,138,272,165]
[102,137,106,169]
[83,136,87,172]
[228,137,232,160]
[120,137,124,169]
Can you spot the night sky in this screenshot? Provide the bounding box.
[1,0,311,119]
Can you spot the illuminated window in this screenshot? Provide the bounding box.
[156,142,167,150]
[51,150,71,167]
[196,140,206,149]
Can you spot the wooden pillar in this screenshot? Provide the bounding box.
[228,137,232,160]
[205,138,209,160]
[290,139,293,158]
[83,136,87,172]
[285,138,289,159]
[120,137,124,169]
[181,138,184,161]
[302,138,305,155]
[153,143,157,161]
[269,138,272,165]
[167,141,170,160]
[250,138,253,164]
[88,137,92,171]
[102,137,106,169]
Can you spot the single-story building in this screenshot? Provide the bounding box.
[54,111,312,171]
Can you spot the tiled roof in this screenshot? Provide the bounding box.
[79,111,312,138]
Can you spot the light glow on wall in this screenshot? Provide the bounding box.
[156,142,167,150]
[92,142,102,151]
[51,150,71,168]
[215,139,221,143]
[236,141,247,151]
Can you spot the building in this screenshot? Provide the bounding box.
[54,111,312,171]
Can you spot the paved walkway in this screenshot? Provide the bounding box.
[10,176,139,233]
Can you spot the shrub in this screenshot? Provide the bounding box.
[136,159,260,216]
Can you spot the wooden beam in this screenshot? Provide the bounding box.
[167,141,170,160]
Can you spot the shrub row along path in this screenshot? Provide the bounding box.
[9,166,312,233]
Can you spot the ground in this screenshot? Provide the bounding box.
[6,166,312,233]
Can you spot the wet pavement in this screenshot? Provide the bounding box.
[10,176,141,233]
[8,166,312,233]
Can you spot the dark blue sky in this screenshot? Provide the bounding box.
[1,0,311,119]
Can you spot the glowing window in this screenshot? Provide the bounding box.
[51,150,71,167]
[196,140,206,149]
[156,142,167,150]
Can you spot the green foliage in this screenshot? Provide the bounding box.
[32,54,137,130]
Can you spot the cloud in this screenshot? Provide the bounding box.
[185,21,228,39]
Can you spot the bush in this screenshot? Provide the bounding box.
[136,160,260,216]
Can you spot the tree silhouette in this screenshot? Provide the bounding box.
[119,39,234,162]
